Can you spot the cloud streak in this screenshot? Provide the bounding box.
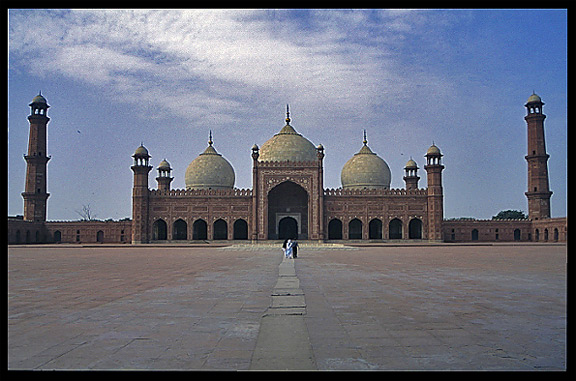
[9,9,455,125]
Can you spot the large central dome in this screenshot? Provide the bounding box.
[258,109,317,163]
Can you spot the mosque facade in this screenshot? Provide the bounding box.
[7,93,567,244]
[129,107,443,243]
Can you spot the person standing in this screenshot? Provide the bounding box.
[285,239,293,259]
[292,239,298,258]
[282,238,289,257]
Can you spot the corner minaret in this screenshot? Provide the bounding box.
[22,92,51,222]
[131,144,152,243]
[524,93,552,220]
[424,143,444,241]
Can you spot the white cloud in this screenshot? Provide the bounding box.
[8,9,467,194]
[9,9,455,125]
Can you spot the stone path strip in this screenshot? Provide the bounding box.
[249,256,316,370]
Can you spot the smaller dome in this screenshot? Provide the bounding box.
[341,134,391,190]
[133,144,149,157]
[426,144,441,156]
[158,159,171,170]
[526,93,542,104]
[185,141,235,190]
[405,158,418,169]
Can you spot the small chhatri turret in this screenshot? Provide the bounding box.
[403,157,420,190]
[156,158,173,191]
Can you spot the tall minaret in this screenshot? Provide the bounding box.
[22,92,50,222]
[524,93,552,220]
[425,144,444,241]
[131,144,152,243]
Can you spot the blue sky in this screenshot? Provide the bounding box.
[8,9,567,221]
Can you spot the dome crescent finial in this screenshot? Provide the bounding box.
[285,104,291,124]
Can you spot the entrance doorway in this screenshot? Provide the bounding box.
[408,218,422,239]
[369,219,382,239]
[192,219,207,240]
[328,219,343,239]
[213,219,228,240]
[267,181,308,239]
[278,217,298,240]
[471,229,479,241]
[233,219,248,240]
[153,219,167,240]
[389,218,402,239]
[173,219,188,240]
[349,218,363,239]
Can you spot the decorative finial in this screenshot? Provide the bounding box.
[363,130,367,145]
[285,104,291,124]
[208,130,213,146]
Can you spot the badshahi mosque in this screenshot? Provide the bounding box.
[7,93,567,244]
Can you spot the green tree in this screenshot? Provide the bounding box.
[492,210,527,220]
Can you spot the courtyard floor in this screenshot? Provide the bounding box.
[6,243,567,372]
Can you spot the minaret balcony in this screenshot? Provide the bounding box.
[525,153,550,161]
[23,154,51,164]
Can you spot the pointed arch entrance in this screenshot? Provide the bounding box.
[267,181,308,240]
[153,219,167,240]
[173,219,188,240]
[233,219,248,240]
[369,218,382,239]
[328,219,343,240]
[213,219,228,240]
[408,218,422,239]
[389,218,402,239]
[278,217,298,240]
[192,219,207,240]
[349,218,363,239]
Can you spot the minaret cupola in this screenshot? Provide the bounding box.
[29,91,50,116]
[403,158,420,190]
[156,159,173,191]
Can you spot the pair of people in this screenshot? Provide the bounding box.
[282,238,298,259]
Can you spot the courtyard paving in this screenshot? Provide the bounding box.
[7,243,567,372]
